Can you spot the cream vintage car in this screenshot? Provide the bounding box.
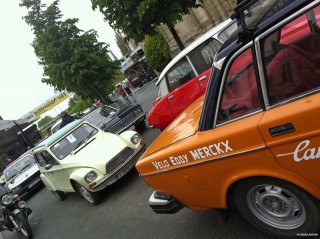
[32,119,145,205]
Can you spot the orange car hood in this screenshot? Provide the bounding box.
[144,96,204,157]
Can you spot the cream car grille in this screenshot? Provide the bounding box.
[106,147,134,174]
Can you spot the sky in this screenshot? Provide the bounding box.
[0,0,122,120]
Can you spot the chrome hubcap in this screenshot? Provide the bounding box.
[77,184,93,203]
[247,184,306,229]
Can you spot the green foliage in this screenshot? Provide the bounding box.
[91,0,202,43]
[0,151,6,172]
[68,98,94,115]
[144,31,172,72]
[20,0,122,104]
[37,115,54,128]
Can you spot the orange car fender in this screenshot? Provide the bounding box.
[219,167,320,208]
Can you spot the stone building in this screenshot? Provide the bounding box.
[159,0,237,56]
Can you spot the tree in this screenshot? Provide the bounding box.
[91,0,203,51]
[37,115,54,128]
[68,98,94,115]
[20,0,122,104]
[115,31,131,56]
[144,31,172,72]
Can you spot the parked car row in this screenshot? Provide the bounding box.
[3,1,320,238]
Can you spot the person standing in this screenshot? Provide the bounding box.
[117,83,126,97]
[4,158,12,168]
[59,112,78,129]
[122,79,132,96]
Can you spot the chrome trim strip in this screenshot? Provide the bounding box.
[266,89,320,110]
[140,145,266,177]
[254,39,269,107]
[215,109,263,127]
[92,145,146,189]
[186,55,199,76]
[149,191,167,204]
[213,42,253,128]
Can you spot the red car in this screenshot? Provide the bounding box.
[148,19,236,130]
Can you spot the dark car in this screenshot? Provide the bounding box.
[83,104,146,134]
[0,185,8,200]
[3,150,43,198]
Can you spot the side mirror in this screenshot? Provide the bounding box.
[44,164,53,170]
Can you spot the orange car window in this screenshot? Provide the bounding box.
[217,48,261,123]
[263,6,320,105]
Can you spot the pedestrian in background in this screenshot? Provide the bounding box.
[122,79,132,96]
[117,84,126,97]
[4,158,12,168]
[59,112,78,129]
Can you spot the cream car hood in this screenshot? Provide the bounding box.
[62,133,128,172]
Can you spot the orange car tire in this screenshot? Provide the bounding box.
[233,177,320,238]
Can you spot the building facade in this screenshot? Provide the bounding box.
[159,0,237,56]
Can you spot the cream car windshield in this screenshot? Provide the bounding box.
[4,155,35,181]
[50,124,98,160]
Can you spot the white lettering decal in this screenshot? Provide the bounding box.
[277,140,320,162]
[152,160,170,169]
[213,143,224,154]
[190,150,200,160]
[294,140,311,162]
[170,155,189,165]
[197,148,206,159]
[222,140,233,152]
[202,147,212,157]
[152,140,233,169]
[209,145,217,156]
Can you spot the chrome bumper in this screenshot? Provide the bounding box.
[148,191,184,214]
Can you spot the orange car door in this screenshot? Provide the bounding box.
[257,10,320,187]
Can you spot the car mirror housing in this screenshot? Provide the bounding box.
[44,164,53,170]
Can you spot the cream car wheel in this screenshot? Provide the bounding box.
[74,182,102,205]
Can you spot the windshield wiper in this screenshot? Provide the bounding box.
[71,131,96,154]
[20,164,33,172]
[72,140,84,153]
[85,130,96,141]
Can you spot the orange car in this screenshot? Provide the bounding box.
[136,0,320,238]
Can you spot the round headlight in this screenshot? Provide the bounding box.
[131,134,141,144]
[84,171,97,183]
[18,201,27,208]
[2,195,13,205]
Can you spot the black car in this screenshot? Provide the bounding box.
[83,104,146,134]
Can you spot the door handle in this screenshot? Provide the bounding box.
[269,123,295,137]
[168,95,174,100]
[199,76,206,81]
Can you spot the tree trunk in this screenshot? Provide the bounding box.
[166,22,185,51]
[93,88,112,105]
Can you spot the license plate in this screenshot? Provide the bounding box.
[115,161,135,180]
[28,178,41,189]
